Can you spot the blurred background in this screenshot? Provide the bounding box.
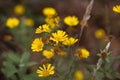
[0,0,120,80]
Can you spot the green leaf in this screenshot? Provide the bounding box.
[26,62,37,67]
[106,72,115,79]
[95,72,104,80]
[20,52,30,64]
[105,58,110,63]
[85,65,94,72]
[22,73,39,80]
[1,61,17,77]
[7,53,20,64]
[10,75,17,80]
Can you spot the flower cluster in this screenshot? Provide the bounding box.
[31,7,90,78]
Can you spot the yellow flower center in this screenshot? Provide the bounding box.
[37,44,43,49]
[42,71,50,76]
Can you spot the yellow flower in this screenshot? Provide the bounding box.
[36,63,55,77]
[76,48,90,59]
[95,29,105,39]
[35,24,51,34]
[25,18,34,27]
[43,7,56,16]
[6,17,20,28]
[50,30,68,44]
[14,4,25,15]
[74,71,84,80]
[62,37,78,46]
[31,38,44,52]
[45,16,60,28]
[64,16,79,27]
[113,5,120,13]
[42,49,54,59]
[57,51,67,57]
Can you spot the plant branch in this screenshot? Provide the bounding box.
[78,0,94,44]
[92,41,111,80]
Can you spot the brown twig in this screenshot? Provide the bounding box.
[78,0,94,44]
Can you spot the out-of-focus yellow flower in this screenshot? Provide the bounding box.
[43,7,56,16]
[62,37,78,46]
[45,16,60,28]
[35,24,51,34]
[74,71,84,80]
[50,30,68,44]
[14,4,25,15]
[76,48,90,59]
[31,38,44,52]
[64,16,79,27]
[42,49,54,59]
[6,17,20,28]
[95,29,105,39]
[36,63,55,77]
[57,51,67,57]
[3,35,12,42]
[112,5,120,13]
[25,18,34,27]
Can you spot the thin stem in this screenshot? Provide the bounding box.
[63,56,75,80]
[78,0,94,44]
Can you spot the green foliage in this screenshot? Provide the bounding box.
[1,52,38,80]
[93,49,120,80]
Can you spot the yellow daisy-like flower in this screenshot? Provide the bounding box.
[35,24,51,34]
[6,17,20,28]
[14,4,25,15]
[64,16,79,27]
[43,7,56,16]
[42,49,54,59]
[50,30,68,44]
[62,37,78,46]
[31,38,44,52]
[112,5,120,13]
[74,71,84,80]
[95,29,105,39]
[25,18,34,27]
[76,48,90,59]
[45,16,60,28]
[36,63,55,77]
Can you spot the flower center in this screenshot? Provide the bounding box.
[38,44,43,49]
[42,71,50,76]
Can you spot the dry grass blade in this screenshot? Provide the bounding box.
[78,0,94,44]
